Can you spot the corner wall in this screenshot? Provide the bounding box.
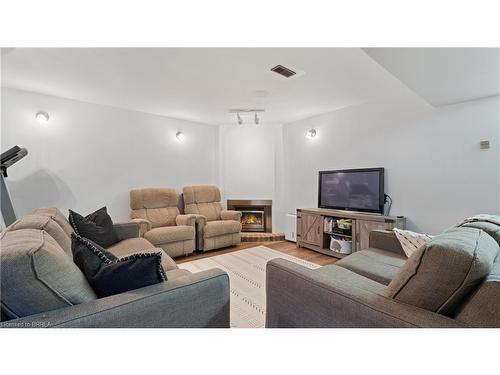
[218,123,285,231]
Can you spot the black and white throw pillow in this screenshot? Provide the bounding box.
[68,207,120,248]
[71,233,166,298]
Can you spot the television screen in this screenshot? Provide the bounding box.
[318,168,384,214]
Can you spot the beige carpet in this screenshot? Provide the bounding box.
[178,246,321,328]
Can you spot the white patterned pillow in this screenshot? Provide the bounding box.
[393,228,434,258]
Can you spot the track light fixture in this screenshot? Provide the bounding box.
[229,109,265,126]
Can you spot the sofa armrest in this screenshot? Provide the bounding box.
[130,218,152,237]
[112,221,140,240]
[176,214,197,227]
[369,230,406,256]
[1,268,229,328]
[220,210,242,221]
[266,259,465,328]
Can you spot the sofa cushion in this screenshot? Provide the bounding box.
[33,207,74,237]
[71,234,166,298]
[130,188,178,209]
[6,214,72,256]
[183,185,223,221]
[385,227,499,316]
[107,237,178,271]
[185,202,223,222]
[69,207,120,248]
[461,221,500,245]
[145,225,195,244]
[130,188,180,227]
[455,253,500,327]
[336,248,406,285]
[0,229,96,319]
[106,237,154,252]
[183,185,221,204]
[314,264,388,294]
[131,207,180,228]
[203,220,242,238]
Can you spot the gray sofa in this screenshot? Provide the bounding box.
[0,208,230,328]
[266,225,500,328]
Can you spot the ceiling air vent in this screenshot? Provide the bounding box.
[271,64,296,78]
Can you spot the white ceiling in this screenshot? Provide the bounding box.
[1,48,407,125]
[2,48,498,125]
[364,48,500,106]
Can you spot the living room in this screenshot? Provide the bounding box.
[1,1,499,374]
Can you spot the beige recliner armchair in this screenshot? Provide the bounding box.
[130,188,196,258]
[182,185,242,251]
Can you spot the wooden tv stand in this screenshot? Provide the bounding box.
[296,208,405,259]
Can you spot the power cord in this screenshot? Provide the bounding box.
[384,194,393,216]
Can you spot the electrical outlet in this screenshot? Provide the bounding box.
[480,140,490,150]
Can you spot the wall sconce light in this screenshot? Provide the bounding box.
[35,111,49,123]
[176,131,185,142]
[306,129,317,139]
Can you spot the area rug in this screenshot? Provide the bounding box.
[178,246,321,328]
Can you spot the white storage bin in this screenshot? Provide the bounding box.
[329,236,352,255]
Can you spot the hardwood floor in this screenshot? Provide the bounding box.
[175,240,337,266]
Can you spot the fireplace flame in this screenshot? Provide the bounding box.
[241,214,262,225]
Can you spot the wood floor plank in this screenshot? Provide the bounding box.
[175,240,337,266]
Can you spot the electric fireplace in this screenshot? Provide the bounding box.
[227,199,272,233]
[240,210,265,232]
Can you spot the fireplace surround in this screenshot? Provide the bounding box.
[227,199,272,233]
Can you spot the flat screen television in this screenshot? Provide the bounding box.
[318,167,385,214]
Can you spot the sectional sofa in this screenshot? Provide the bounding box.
[0,208,230,328]
[266,224,500,328]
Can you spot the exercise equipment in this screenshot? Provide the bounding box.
[1,145,28,226]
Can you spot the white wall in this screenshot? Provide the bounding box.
[282,95,500,234]
[1,88,219,221]
[218,123,285,231]
[3,87,499,235]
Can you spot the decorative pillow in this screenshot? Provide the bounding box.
[69,207,119,248]
[386,227,499,316]
[393,228,433,258]
[6,214,72,256]
[33,207,74,237]
[71,233,166,297]
[456,215,500,245]
[0,229,96,319]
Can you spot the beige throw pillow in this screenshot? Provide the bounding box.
[393,228,433,258]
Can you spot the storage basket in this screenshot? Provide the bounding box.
[329,235,352,254]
